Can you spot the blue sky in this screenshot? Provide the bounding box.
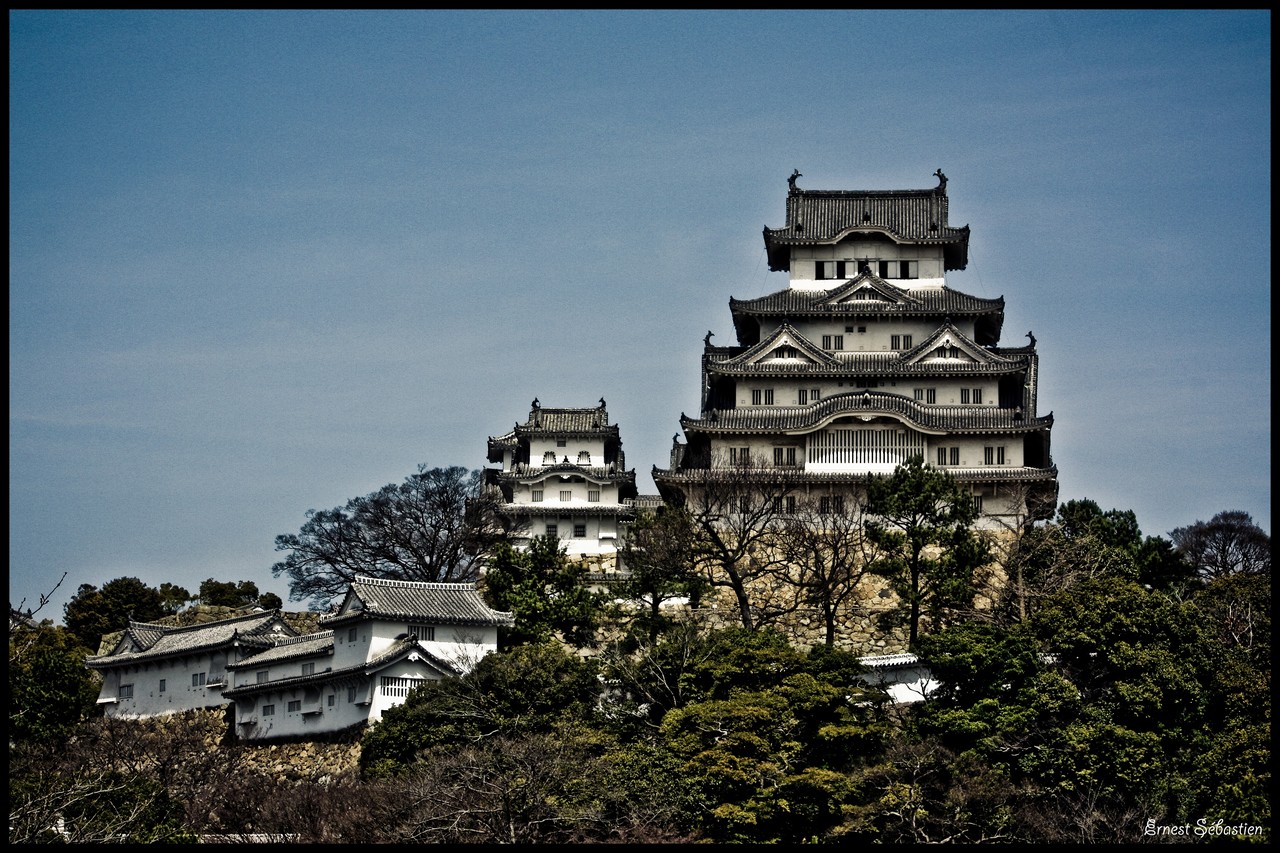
[10,10,1270,622]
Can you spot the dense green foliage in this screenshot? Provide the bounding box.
[9,621,101,746]
[482,535,606,649]
[10,488,1270,843]
[864,455,990,648]
[63,576,168,652]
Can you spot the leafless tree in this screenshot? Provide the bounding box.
[775,493,880,646]
[674,452,805,631]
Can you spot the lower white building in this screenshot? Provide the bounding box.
[85,577,513,740]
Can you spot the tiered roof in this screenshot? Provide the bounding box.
[320,576,514,629]
[762,172,970,271]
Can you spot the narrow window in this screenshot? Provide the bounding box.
[545,523,558,537]
[961,389,971,404]
[752,389,762,405]
[574,523,587,538]
[408,624,435,641]
[256,670,269,684]
[821,335,832,349]
[878,260,890,278]
[785,495,796,513]
[914,388,925,401]
[857,260,871,274]
[820,496,831,514]
[926,389,936,404]
[774,447,785,466]
[559,489,572,501]
[301,662,315,676]
[764,389,774,405]
[816,260,830,280]
[588,489,600,502]
[288,700,301,713]
[556,439,567,447]
[192,672,206,687]
[786,447,796,466]
[739,496,752,514]
[348,627,357,642]
[811,388,820,400]
[997,446,1006,464]
[903,334,913,348]
[891,335,901,349]
[972,495,984,514]
[159,679,166,693]
[347,687,356,703]
[327,694,335,707]
[950,447,960,465]
[972,388,983,404]
[833,495,845,514]
[984,446,994,465]
[832,335,844,351]
[262,704,275,716]
[532,489,544,502]
[903,260,918,279]
[937,447,947,466]
[798,389,808,404]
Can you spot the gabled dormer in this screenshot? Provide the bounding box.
[815,273,921,310]
[735,322,839,369]
[901,323,1003,367]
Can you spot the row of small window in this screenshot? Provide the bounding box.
[815,260,919,280]
[912,388,984,404]
[125,671,225,695]
[731,495,847,514]
[542,450,593,464]
[936,446,1007,466]
[532,489,602,502]
[545,523,590,538]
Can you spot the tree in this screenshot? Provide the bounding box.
[272,464,506,608]
[63,576,167,652]
[614,506,707,644]
[361,641,602,778]
[674,454,804,631]
[864,456,990,648]
[1170,510,1271,579]
[8,620,100,747]
[198,578,262,608]
[157,583,192,615]
[776,494,878,647]
[481,535,605,650]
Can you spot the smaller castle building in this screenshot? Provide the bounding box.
[85,577,513,741]
[485,398,639,571]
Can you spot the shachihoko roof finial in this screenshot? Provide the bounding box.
[788,169,802,191]
[934,168,947,190]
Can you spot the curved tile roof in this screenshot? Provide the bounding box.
[730,279,1002,319]
[653,464,1059,486]
[681,390,1052,435]
[763,181,970,271]
[87,610,296,668]
[320,577,514,629]
[225,631,335,668]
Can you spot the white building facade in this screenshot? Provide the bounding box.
[654,171,1058,526]
[86,577,513,741]
[485,398,639,569]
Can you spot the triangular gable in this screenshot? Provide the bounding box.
[815,272,919,308]
[729,322,838,368]
[901,323,1001,366]
[366,637,465,679]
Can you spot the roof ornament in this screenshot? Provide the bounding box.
[788,169,802,192]
[531,397,540,409]
[599,396,606,408]
[1026,330,1037,348]
[934,168,947,191]
[704,330,714,347]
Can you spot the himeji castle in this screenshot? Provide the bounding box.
[654,169,1059,528]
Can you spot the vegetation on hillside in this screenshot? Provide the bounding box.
[8,459,1270,843]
